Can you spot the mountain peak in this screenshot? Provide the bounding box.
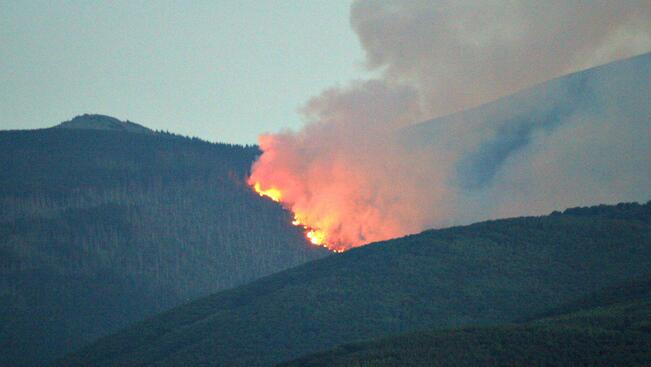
[56,114,153,134]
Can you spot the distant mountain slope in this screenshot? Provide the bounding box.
[55,114,153,134]
[57,201,651,367]
[279,274,651,366]
[400,52,651,224]
[0,124,328,367]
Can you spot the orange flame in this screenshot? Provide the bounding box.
[253,182,282,202]
[306,230,325,245]
[251,181,340,252]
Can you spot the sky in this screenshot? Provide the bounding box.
[0,1,366,144]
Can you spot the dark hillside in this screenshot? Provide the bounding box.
[279,273,651,366]
[57,201,651,367]
[0,122,328,366]
[279,301,651,367]
[524,270,651,321]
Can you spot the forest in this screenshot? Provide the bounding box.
[279,272,651,366]
[0,120,327,367]
[56,201,651,366]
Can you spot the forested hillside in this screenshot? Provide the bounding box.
[57,201,651,367]
[0,116,328,366]
[279,273,651,366]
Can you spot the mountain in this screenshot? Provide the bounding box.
[279,274,651,366]
[0,122,328,366]
[56,114,153,134]
[57,201,651,367]
[400,52,651,222]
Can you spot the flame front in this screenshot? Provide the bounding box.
[251,181,340,252]
[253,182,282,202]
[306,230,325,245]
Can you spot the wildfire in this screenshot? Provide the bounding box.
[251,181,341,252]
[253,182,282,202]
[306,230,325,245]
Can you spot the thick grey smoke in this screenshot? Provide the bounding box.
[250,1,651,249]
[351,0,651,118]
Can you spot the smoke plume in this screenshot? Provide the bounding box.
[352,0,651,118]
[249,1,651,250]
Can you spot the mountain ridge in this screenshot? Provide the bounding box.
[56,200,651,367]
[55,114,153,134]
[0,125,328,367]
[398,51,650,222]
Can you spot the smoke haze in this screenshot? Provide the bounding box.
[352,0,651,118]
[249,1,651,249]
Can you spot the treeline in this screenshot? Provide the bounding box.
[0,127,327,367]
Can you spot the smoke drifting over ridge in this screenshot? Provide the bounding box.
[249,1,651,250]
[352,0,651,118]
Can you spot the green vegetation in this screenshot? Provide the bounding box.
[57,201,651,367]
[279,274,651,366]
[0,118,327,366]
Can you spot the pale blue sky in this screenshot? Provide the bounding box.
[0,1,367,144]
